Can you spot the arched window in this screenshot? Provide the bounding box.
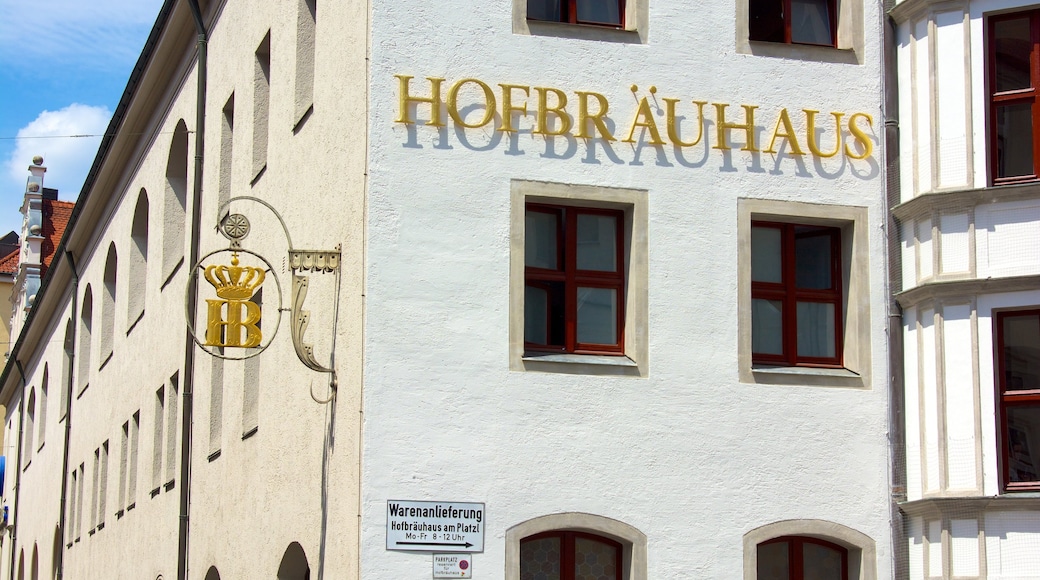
[37,365,48,449]
[521,531,621,580]
[204,566,220,580]
[757,536,847,580]
[743,520,877,580]
[101,244,117,365]
[277,542,310,580]
[78,285,93,394]
[163,121,188,285]
[16,549,23,580]
[24,388,36,463]
[128,190,148,329]
[60,319,73,421]
[30,544,38,580]
[506,513,647,580]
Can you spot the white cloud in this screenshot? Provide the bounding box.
[1,104,110,231]
[0,0,163,69]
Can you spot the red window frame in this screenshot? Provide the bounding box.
[751,221,843,367]
[988,11,1040,185]
[757,536,849,580]
[525,204,625,355]
[527,0,626,28]
[520,530,623,580]
[995,309,1040,492]
[748,0,837,47]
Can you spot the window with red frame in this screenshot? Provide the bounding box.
[757,536,848,580]
[990,12,1040,184]
[527,0,625,28]
[520,531,622,580]
[996,310,1040,491]
[751,222,842,367]
[525,204,624,355]
[749,0,837,46]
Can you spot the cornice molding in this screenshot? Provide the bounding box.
[899,494,1040,517]
[895,274,1040,308]
[891,182,1040,222]
[889,0,968,24]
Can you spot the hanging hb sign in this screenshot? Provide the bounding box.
[187,213,283,361]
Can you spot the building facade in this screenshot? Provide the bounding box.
[0,0,900,579]
[890,0,1040,577]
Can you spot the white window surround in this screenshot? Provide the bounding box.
[509,179,649,378]
[737,198,872,389]
[735,0,865,64]
[743,519,877,580]
[505,512,647,580]
[512,0,649,43]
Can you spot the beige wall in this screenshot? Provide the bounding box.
[0,0,367,578]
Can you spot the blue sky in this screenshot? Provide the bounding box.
[0,0,165,236]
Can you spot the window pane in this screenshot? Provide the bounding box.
[526,210,559,269]
[797,302,836,358]
[757,541,790,580]
[749,0,785,43]
[521,536,562,580]
[1008,406,1040,483]
[1003,313,1040,391]
[994,18,1033,93]
[577,287,618,345]
[577,214,618,272]
[996,104,1035,178]
[753,299,784,356]
[795,231,832,289]
[526,282,565,347]
[576,0,621,25]
[752,226,783,283]
[791,0,833,45]
[527,0,562,22]
[803,542,844,580]
[574,537,618,580]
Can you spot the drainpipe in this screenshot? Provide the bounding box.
[8,361,26,580]
[177,2,207,579]
[55,251,79,580]
[883,4,909,580]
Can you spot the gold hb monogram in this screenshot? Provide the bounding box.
[203,253,265,348]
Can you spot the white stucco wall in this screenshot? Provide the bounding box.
[362,1,891,578]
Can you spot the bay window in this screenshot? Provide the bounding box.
[996,310,1040,491]
[989,11,1040,184]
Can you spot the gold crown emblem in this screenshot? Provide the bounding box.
[204,253,265,300]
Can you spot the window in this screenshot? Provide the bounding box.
[757,536,848,579]
[738,199,872,389]
[749,0,836,46]
[506,513,647,580]
[751,221,842,367]
[742,520,876,580]
[996,310,1040,491]
[520,531,621,580]
[525,204,624,355]
[989,12,1040,184]
[527,0,624,27]
[513,0,647,42]
[736,0,861,63]
[510,180,648,377]
[163,121,188,286]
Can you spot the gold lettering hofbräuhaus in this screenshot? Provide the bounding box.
[392,74,877,161]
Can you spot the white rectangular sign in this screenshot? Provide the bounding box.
[433,553,473,578]
[386,500,485,553]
